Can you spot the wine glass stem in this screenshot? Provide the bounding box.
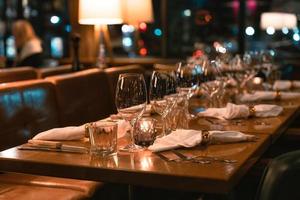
[162,116,166,136]
[130,119,137,146]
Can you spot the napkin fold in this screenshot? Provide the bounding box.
[240,91,300,102]
[32,120,131,141]
[273,80,300,91]
[198,103,283,120]
[148,129,256,152]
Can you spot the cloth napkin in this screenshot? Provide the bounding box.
[273,80,300,91]
[198,103,283,120]
[32,120,131,141]
[240,91,300,102]
[148,129,256,152]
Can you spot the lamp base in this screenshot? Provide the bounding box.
[96,43,107,69]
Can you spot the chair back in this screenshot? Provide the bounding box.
[256,150,300,200]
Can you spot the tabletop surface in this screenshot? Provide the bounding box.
[0,98,299,194]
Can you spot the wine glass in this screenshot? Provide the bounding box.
[115,73,147,152]
[176,61,202,98]
[149,70,177,136]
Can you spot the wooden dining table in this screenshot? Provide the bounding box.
[0,97,299,195]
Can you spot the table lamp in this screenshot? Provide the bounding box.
[78,0,123,68]
[261,12,297,30]
[122,0,154,27]
[121,0,154,55]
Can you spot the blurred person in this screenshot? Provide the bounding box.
[12,20,44,67]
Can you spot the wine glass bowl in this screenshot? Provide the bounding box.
[115,73,147,152]
[149,70,177,136]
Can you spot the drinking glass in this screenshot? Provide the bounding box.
[88,121,117,156]
[149,70,177,136]
[115,73,147,152]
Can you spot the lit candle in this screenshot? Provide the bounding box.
[253,77,263,85]
[134,118,157,147]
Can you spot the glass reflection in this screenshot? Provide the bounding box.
[89,154,119,168]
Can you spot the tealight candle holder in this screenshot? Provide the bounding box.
[134,117,157,147]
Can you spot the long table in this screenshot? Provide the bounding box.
[0,100,299,194]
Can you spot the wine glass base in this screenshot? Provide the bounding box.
[119,143,144,153]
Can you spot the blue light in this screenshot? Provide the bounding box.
[293,33,300,41]
[122,37,133,47]
[266,27,275,35]
[65,25,71,32]
[282,27,289,35]
[183,9,191,17]
[51,37,63,58]
[50,16,60,24]
[154,28,162,37]
[245,26,255,36]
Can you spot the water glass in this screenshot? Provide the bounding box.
[88,121,118,156]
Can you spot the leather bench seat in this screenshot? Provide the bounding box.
[0,182,94,200]
[0,172,102,199]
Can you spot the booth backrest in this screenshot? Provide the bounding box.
[0,80,60,151]
[36,65,73,78]
[46,68,114,126]
[0,67,38,83]
[104,65,145,113]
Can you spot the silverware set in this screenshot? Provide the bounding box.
[155,150,237,164]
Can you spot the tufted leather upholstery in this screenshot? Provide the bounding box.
[0,67,38,83]
[36,65,73,78]
[46,68,114,126]
[0,80,60,151]
[104,65,145,113]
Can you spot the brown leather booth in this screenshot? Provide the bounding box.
[36,65,73,78]
[46,68,114,126]
[0,67,38,83]
[0,79,102,199]
[0,80,60,151]
[104,65,145,113]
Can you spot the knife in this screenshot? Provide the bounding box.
[18,143,88,154]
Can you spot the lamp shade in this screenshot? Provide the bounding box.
[79,0,123,25]
[260,12,297,30]
[122,0,154,26]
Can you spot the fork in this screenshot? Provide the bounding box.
[172,150,237,164]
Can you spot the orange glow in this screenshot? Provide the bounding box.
[193,50,204,57]
[139,48,147,56]
[139,22,147,32]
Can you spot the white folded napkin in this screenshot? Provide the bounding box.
[240,91,300,102]
[148,129,256,152]
[32,120,131,141]
[273,80,300,91]
[198,103,283,120]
